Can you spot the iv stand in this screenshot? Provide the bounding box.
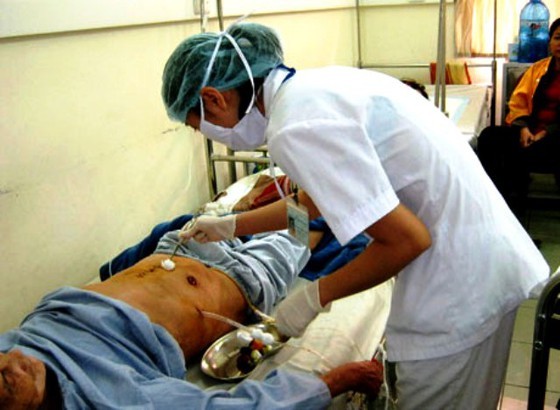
[434,0,447,115]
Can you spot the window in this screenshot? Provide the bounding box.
[455,0,558,57]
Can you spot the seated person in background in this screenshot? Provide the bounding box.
[477,17,560,222]
[0,229,382,409]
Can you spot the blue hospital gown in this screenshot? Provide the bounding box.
[0,232,331,409]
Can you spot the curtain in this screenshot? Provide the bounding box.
[456,0,558,57]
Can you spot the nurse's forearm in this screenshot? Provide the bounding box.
[318,241,407,304]
[235,198,289,235]
[235,190,321,236]
[318,204,431,305]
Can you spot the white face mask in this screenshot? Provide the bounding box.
[198,31,268,150]
[199,98,268,150]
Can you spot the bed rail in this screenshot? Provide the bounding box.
[206,140,270,198]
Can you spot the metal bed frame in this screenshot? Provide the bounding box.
[354,0,498,127]
[528,269,560,409]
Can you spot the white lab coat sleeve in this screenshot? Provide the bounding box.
[269,118,399,246]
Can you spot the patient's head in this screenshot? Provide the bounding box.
[0,349,46,409]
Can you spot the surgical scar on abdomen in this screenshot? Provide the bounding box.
[135,266,157,278]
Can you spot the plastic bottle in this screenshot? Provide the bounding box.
[508,36,519,62]
[517,0,550,63]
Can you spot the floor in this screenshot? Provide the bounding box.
[501,174,560,409]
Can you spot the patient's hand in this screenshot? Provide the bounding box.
[320,359,383,398]
[519,127,546,148]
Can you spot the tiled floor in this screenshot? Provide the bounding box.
[501,174,560,409]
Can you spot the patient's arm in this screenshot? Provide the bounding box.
[235,190,321,237]
[0,350,48,410]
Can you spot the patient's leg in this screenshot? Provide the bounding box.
[220,231,311,314]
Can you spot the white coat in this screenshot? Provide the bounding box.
[262,66,549,362]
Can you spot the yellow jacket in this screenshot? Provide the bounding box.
[505,57,552,126]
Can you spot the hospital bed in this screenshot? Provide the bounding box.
[97,166,394,408]
[184,168,394,409]
[528,265,560,409]
[424,83,492,148]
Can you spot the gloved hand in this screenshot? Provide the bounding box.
[179,215,236,243]
[274,280,331,338]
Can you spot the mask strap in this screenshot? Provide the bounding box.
[200,22,256,116]
[201,37,223,89]
[269,160,285,199]
[222,32,255,114]
[199,96,205,122]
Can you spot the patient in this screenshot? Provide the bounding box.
[0,230,382,409]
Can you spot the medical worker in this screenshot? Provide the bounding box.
[161,22,550,409]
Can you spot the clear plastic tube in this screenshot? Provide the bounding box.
[201,310,252,332]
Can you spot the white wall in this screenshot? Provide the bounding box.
[0,23,210,330]
[0,4,465,332]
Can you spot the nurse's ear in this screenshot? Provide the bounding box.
[200,87,225,110]
[200,87,237,116]
[200,87,240,126]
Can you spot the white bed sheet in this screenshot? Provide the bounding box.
[252,278,393,409]
[425,84,492,148]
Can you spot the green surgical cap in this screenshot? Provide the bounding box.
[162,22,284,123]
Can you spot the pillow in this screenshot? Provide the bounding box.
[200,168,291,215]
[233,174,292,212]
[430,60,472,85]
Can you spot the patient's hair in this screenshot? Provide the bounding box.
[401,78,429,99]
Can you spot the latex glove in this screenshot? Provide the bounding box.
[179,215,236,243]
[274,280,331,338]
